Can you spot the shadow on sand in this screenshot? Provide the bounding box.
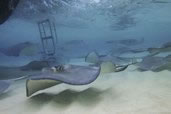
[26,88,111,111]
[0,91,13,100]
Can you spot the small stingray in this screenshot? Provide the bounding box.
[85,51,100,64]
[26,65,101,97]
[105,38,144,46]
[166,54,171,62]
[85,51,138,66]
[100,61,128,74]
[148,42,171,55]
[0,60,48,80]
[0,42,36,56]
[19,44,39,56]
[161,42,171,48]
[137,56,171,72]
[59,40,90,58]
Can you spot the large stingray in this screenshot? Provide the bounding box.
[26,65,101,97]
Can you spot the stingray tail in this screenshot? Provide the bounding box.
[115,65,129,72]
[8,75,28,82]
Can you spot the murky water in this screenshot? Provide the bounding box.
[0,0,171,113]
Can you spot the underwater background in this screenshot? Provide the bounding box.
[0,0,171,47]
[0,0,171,114]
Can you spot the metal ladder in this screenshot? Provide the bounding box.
[38,19,58,60]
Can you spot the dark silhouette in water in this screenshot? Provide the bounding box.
[119,38,144,46]
[147,41,171,55]
[0,0,20,24]
[151,0,170,3]
[0,42,34,56]
[0,60,49,80]
[106,38,144,46]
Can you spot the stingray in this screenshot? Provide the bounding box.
[137,56,171,72]
[118,38,144,46]
[0,42,36,56]
[58,40,90,58]
[166,54,171,62]
[100,61,129,74]
[19,44,39,56]
[26,65,101,97]
[106,39,143,46]
[118,51,150,59]
[0,60,49,80]
[110,45,147,57]
[148,42,171,56]
[85,51,138,66]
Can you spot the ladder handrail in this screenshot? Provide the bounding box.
[37,19,57,58]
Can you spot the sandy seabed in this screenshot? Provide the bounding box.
[0,65,171,114]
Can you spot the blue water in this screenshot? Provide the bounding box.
[0,0,171,113]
